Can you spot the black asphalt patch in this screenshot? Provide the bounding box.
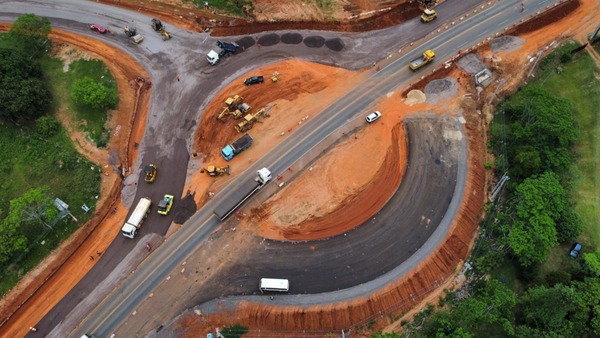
[173,192,197,224]
[325,38,344,51]
[281,33,303,44]
[257,33,280,47]
[236,36,256,49]
[303,36,325,48]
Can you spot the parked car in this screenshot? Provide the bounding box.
[144,164,157,183]
[569,242,582,258]
[244,76,264,85]
[90,24,108,34]
[366,111,382,123]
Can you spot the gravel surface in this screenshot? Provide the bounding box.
[456,53,487,75]
[491,35,526,53]
[424,78,459,105]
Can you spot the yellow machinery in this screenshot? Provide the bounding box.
[271,71,279,82]
[232,102,251,119]
[201,165,230,176]
[420,9,437,23]
[217,107,229,121]
[225,95,243,108]
[236,108,266,132]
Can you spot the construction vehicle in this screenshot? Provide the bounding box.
[201,165,231,176]
[236,108,266,133]
[232,102,251,119]
[225,95,243,109]
[124,26,144,44]
[271,71,279,82]
[217,40,239,56]
[408,49,435,70]
[121,197,152,238]
[157,194,174,215]
[151,18,171,40]
[420,9,437,22]
[144,164,157,183]
[221,133,253,161]
[207,50,220,65]
[213,168,271,221]
[217,107,230,121]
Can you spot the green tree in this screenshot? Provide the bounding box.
[517,284,581,336]
[4,187,58,231]
[34,115,61,138]
[8,13,52,56]
[583,252,600,277]
[492,86,578,182]
[0,48,52,123]
[504,172,565,267]
[0,212,28,265]
[71,76,118,110]
[555,208,583,243]
[371,331,400,338]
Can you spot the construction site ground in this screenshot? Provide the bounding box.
[1,0,599,337]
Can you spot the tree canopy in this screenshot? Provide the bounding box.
[504,172,565,267]
[491,86,578,181]
[0,47,52,124]
[71,76,119,110]
[8,13,52,56]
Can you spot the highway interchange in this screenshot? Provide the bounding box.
[0,0,562,336]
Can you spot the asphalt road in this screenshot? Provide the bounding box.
[0,0,557,336]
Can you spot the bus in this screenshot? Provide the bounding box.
[259,278,289,293]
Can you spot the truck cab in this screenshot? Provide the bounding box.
[420,9,437,22]
[207,50,220,65]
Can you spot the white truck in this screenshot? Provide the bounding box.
[207,50,220,65]
[121,197,152,239]
[213,168,271,221]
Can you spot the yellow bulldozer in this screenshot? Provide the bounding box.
[217,95,247,121]
[236,108,266,132]
[232,102,251,119]
[201,165,230,176]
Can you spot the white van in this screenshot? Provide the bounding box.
[259,278,289,293]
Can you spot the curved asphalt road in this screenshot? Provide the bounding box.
[0,0,557,336]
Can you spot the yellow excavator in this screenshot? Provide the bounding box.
[217,107,229,121]
[201,165,230,176]
[236,108,266,132]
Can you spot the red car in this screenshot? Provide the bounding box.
[90,24,107,34]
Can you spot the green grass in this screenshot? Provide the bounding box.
[535,48,600,247]
[0,123,101,296]
[0,35,104,295]
[41,57,116,147]
[192,0,253,17]
[492,258,525,294]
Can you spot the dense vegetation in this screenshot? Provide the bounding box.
[0,14,105,295]
[376,42,600,337]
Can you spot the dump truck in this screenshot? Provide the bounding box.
[221,133,253,161]
[217,40,239,56]
[213,168,271,221]
[124,26,144,44]
[408,49,435,70]
[121,197,152,239]
[420,9,437,22]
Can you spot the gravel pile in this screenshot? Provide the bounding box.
[491,35,525,53]
[424,78,458,105]
[456,53,486,75]
[405,89,426,105]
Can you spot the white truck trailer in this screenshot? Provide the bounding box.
[213,168,271,221]
[121,197,152,239]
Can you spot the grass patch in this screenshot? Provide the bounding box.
[535,47,600,246]
[192,0,252,17]
[0,124,101,296]
[492,258,525,294]
[41,57,115,147]
[0,35,103,295]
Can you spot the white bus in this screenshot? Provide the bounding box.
[259,278,289,293]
